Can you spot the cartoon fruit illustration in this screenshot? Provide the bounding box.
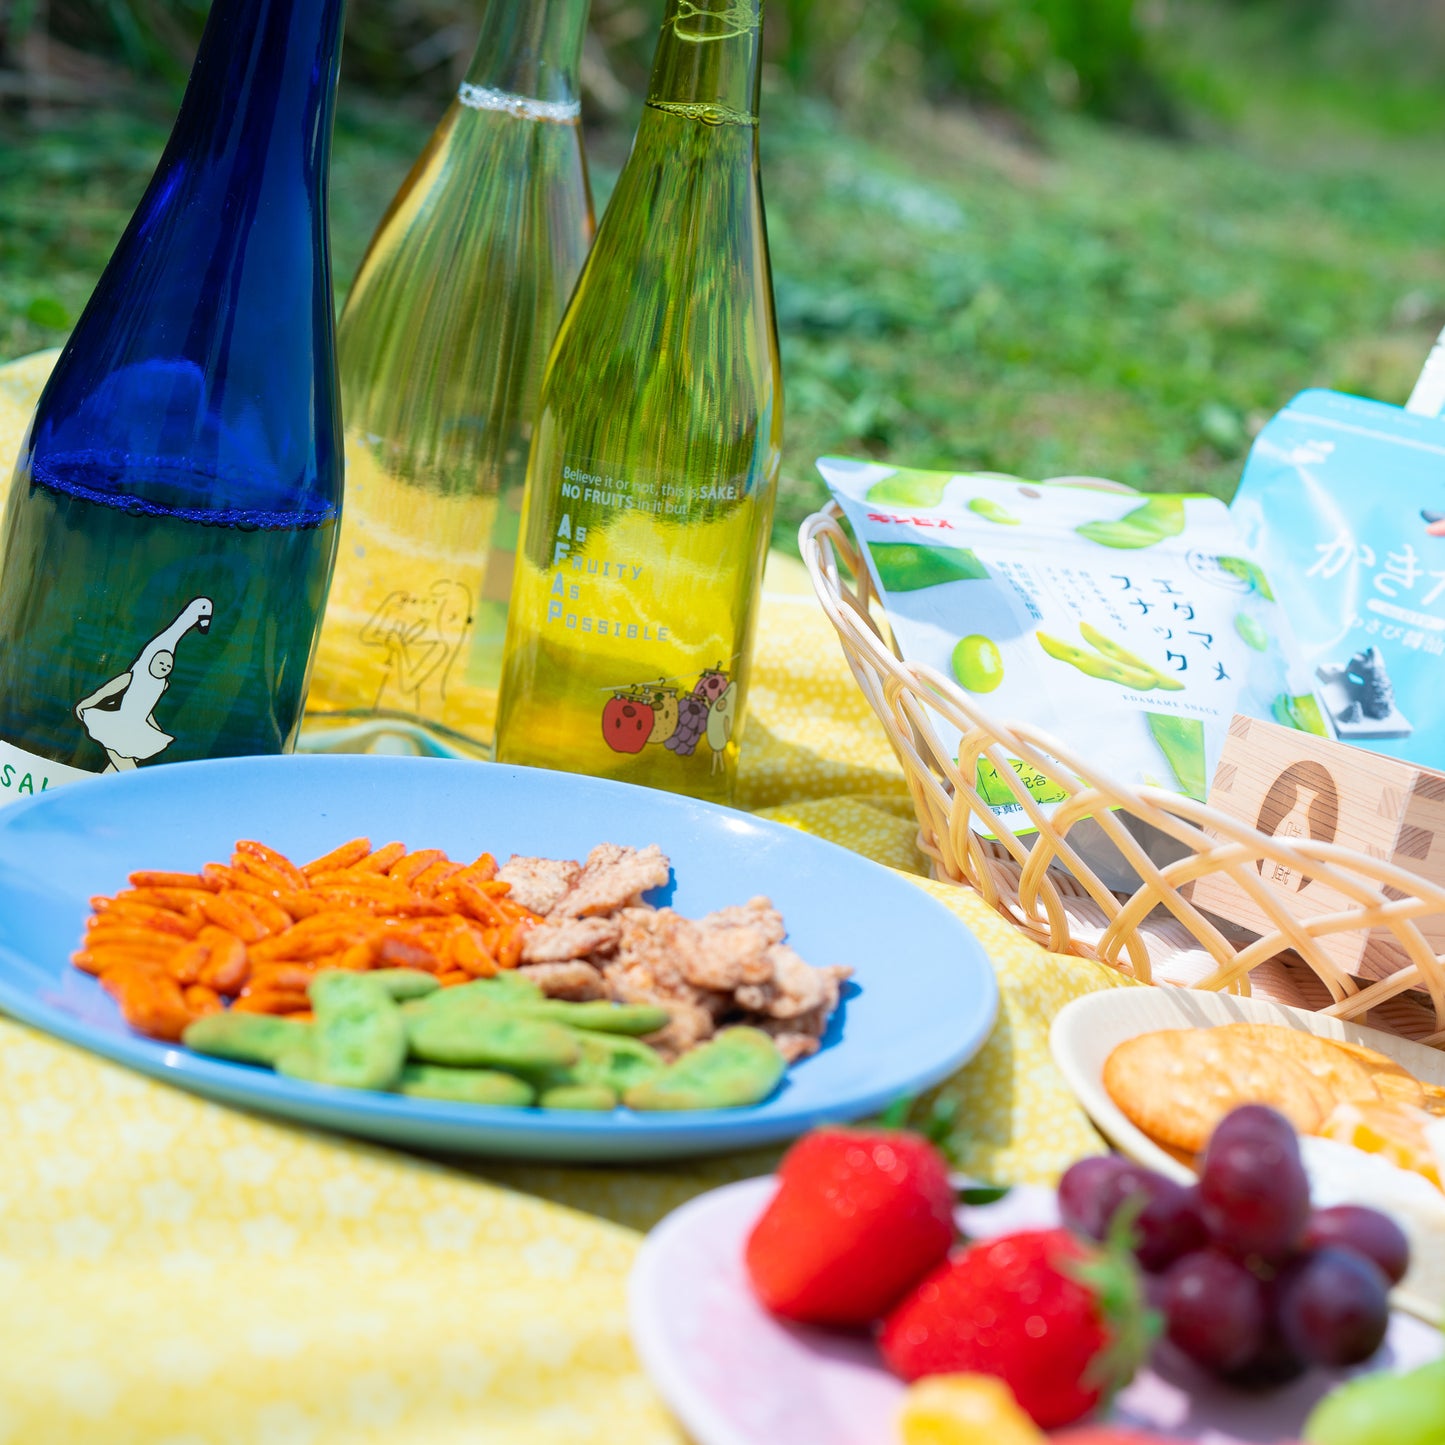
[693,667,730,705]
[745,1126,956,1327]
[897,1374,1045,1445]
[871,543,989,593]
[952,635,1004,693]
[664,694,708,757]
[645,686,679,745]
[879,1228,1153,1429]
[705,681,738,766]
[601,691,653,754]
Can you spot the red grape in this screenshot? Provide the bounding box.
[1223,1325,1307,1390]
[1058,1158,1207,1271]
[1126,1177,1208,1273]
[1160,1249,1265,1373]
[1198,1108,1309,1261]
[1302,1205,1410,1286]
[1058,1155,1134,1239]
[1277,1247,1391,1368]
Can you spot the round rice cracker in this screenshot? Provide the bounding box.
[1325,1039,1427,1108]
[1211,1024,1381,1108]
[1103,1028,1325,1155]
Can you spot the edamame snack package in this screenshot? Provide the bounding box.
[817,457,1322,847]
[1231,389,1445,769]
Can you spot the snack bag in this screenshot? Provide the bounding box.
[1231,388,1445,769]
[818,457,1320,832]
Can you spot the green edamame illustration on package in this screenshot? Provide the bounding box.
[1146,712,1207,800]
[1219,555,1275,600]
[1235,612,1268,653]
[1036,624,1184,692]
[952,634,1004,693]
[871,543,988,593]
[967,497,1020,526]
[1076,495,1186,550]
[1272,692,1330,736]
[866,468,951,508]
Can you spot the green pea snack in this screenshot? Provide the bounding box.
[366,969,443,1001]
[819,456,1322,845]
[185,965,792,1114]
[539,1084,619,1112]
[623,1027,787,1111]
[183,1011,311,1067]
[406,1007,580,1072]
[309,972,408,1090]
[397,1064,535,1107]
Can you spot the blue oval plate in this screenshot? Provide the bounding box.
[0,755,997,1161]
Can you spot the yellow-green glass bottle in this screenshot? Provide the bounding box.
[305,0,594,756]
[494,0,782,804]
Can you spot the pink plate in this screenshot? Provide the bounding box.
[628,1177,1443,1445]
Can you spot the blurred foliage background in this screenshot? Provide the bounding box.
[2,0,1445,548]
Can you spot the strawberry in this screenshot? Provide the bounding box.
[744,1127,955,1327]
[878,1228,1154,1430]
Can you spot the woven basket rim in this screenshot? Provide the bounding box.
[799,499,1445,1048]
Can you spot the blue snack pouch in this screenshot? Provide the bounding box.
[1231,389,1445,768]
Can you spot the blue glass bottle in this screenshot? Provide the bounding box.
[0,0,346,800]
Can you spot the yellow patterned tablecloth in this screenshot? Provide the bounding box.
[0,350,1132,1444]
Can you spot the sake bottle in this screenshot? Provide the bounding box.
[305,0,595,757]
[494,0,783,804]
[0,0,345,801]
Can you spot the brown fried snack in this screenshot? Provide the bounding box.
[515,961,608,1001]
[552,843,671,919]
[495,856,581,916]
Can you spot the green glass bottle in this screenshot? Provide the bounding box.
[494,0,782,804]
[306,0,594,756]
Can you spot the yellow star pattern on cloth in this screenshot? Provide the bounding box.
[0,350,1132,1443]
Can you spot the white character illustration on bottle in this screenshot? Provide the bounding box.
[74,597,214,772]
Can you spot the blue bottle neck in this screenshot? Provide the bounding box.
[162,0,345,195]
[23,0,349,520]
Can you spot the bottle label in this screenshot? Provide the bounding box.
[72,595,216,770]
[534,458,748,772]
[0,738,96,805]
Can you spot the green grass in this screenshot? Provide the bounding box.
[5,7,1445,552]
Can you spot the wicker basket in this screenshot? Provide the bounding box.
[800,500,1445,1048]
